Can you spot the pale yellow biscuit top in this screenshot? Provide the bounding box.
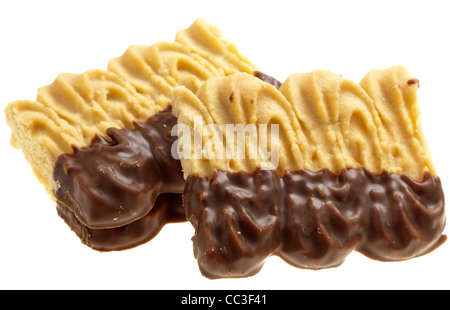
[5,18,257,195]
[172,66,436,181]
[174,18,256,76]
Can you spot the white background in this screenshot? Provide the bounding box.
[1,0,449,290]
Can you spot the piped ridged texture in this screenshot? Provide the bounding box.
[172,66,436,180]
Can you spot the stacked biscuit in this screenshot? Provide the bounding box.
[5,19,257,251]
[5,19,446,278]
[6,18,256,195]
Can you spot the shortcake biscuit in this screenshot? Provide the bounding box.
[172,67,446,278]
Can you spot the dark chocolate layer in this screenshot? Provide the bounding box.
[53,106,185,229]
[56,194,185,251]
[184,168,446,279]
[254,71,282,89]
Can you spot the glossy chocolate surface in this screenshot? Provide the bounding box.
[53,106,184,229]
[184,168,446,278]
[56,194,185,251]
[254,71,282,89]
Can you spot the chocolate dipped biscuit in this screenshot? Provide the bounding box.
[172,67,446,278]
[5,19,258,250]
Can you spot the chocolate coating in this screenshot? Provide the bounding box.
[53,106,184,229]
[57,194,185,251]
[254,71,282,89]
[184,168,446,278]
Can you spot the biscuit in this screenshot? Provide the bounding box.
[5,19,258,250]
[172,67,446,278]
